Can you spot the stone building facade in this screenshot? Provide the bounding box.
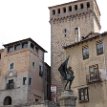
[49,0,101,101]
[0,38,51,106]
[64,32,107,107]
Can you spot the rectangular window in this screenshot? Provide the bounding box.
[6,79,14,89]
[32,62,35,67]
[68,6,72,12]
[75,27,81,41]
[64,28,67,37]
[15,44,21,51]
[78,87,89,103]
[96,41,103,55]
[74,5,78,10]
[87,2,90,8]
[39,65,43,77]
[22,42,28,48]
[30,43,34,49]
[80,3,84,9]
[63,7,66,13]
[58,8,60,14]
[89,64,100,82]
[23,77,26,85]
[8,46,14,53]
[82,46,89,60]
[28,78,32,85]
[10,63,14,70]
[52,10,55,15]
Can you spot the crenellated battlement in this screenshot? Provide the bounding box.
[49,1,91,18]
[49,0,100,29]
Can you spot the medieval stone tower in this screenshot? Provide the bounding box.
[49,0,101,99]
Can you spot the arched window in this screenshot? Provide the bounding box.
[3,96,12,105]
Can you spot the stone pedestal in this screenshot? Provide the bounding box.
[59,90,77,107]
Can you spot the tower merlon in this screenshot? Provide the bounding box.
[49,0,101,30]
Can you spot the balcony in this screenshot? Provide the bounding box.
[86,72,102,84]
[6,83,14,90]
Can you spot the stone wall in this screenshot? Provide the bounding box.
[0,101,59,107]
[65,33,107,107]
[49,0,101,98]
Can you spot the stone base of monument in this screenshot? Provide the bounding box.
[59,90,77,107]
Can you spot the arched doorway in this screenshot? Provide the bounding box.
[3,96,12,105]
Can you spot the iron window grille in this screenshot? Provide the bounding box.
[82,46,89,60]
[96,41,103,55]
[78,87,89,103]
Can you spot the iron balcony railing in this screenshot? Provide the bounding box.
[6,83,14,89]
[86,72,102,84]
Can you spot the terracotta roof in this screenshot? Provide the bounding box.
[64,32,107,49]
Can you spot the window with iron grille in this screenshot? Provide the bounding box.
[82,46,89,60]
[78,87,89,103]
[96,41,103,55]
[89,64,100,81]
[6,79,14,89]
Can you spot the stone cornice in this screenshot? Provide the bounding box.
[50,11,92,24]
[49,10,101,30]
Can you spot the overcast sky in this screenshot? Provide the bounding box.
[0,0,106,65]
